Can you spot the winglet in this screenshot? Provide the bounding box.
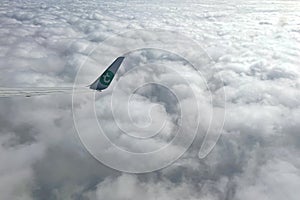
[89,57,125,91]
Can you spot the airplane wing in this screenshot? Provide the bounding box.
[89,57,125,91]
[0,87,89,97]
[0,57,125,98]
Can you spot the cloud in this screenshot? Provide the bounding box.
[0,134,45,200]
[0,0,300,199]
[91,174,201,200]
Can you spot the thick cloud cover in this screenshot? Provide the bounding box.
[1,0,300,199]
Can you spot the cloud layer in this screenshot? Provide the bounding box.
[0,0,300,199]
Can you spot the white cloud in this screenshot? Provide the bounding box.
[92,174,201,200]
[0,0,300,199]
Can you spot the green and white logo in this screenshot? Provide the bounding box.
[100,70,114,86]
